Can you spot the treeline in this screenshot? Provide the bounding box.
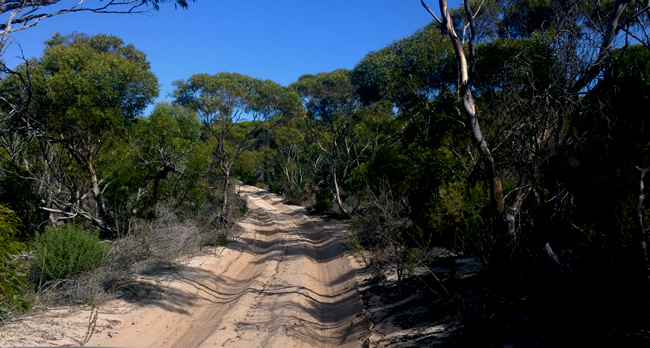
[0,0,649,335]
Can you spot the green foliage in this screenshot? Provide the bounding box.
[34,224,111,284]
[342,231,368,266]
[312,188,333,213]
[0,169,47,240]
[292,69,357,121]
[37,33,159,137]
[232,149,267,185]
[554,45,650,244]
[352,23,453,108]
[264,119,313,203]
[473,37,555,94]
[215,231,229,246]
[174,72,301,125]
[103,102,208,223]
[174,72,302,218]
[0,32,160,238]
[429,180,491,256]
[497,0,555,38]
[0,205,31,318]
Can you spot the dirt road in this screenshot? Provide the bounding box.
[1,185,367,347]
[95,185,368,347]
[0,186,368,348]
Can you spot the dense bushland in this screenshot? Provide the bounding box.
[0,1,648,342]
[0,205,30,320]
[0,33,258,310]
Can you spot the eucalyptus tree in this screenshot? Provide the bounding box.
[174,72,301,221]
[420,0,650,259]
[128,102,205,219]
[267,119,309,198]
[0,33,158,238]
[291,69,367,216]
[352,23,453,123]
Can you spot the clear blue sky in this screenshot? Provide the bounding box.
[3,1,460,111]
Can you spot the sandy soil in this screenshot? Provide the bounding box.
[0,185,369,348]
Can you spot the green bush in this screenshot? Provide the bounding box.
[312,188,332,213]
[429,179,492,263]
[0,205,31,319]
[34,224,111,284]
[0,170,47,240]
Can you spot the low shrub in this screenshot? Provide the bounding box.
[312,188,332,213]
[0,205,31,319]
[34,224,111,285]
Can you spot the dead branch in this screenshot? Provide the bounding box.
[636,165,650,280]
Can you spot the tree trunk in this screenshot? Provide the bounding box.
[88,159,116,238]
[570,0,629,95]
[220,168,230,221]
[435,0,510,235]
[637,166,650,281]
[148,164,175,219]
[331,163,350,217]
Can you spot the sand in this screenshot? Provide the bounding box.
[0,185,368,348]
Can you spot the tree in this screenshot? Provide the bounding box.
[420,0,650,261]
[0,0,195,57]
[0,204,30,314]
[267,119,309,197]
[291,69,373,216]
[352,24,477,252]
[561,45,650,270]
[0,32,158,238]
[174,72,301,221]
[125,102,204,220]
[352,23,453,120]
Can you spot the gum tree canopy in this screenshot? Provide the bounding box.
[419,0,650,263]
[174,72,301,222]
[0,32,159,238]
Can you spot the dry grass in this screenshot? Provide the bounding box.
[31,202,241,308]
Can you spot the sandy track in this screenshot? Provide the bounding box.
[1,185,367,347]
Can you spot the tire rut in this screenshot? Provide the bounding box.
[85,185,368,348]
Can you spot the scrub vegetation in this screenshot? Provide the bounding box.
[0,0,649,344]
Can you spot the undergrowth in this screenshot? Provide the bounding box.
[0,205,31,320]
[30,202,240,307]
[33,224,111,285]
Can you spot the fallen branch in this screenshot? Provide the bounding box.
[543,243,572,273]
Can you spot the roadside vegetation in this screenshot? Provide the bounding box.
[1,0,649,344]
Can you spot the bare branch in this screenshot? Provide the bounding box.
[463,0,477,75]
[420,0,442,25]
[0,0,190,56]
[620,23,650,49]
[571,0,629,94]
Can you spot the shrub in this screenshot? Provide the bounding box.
[0,205,31,319]
[34,224,111,285]
[0,171,47,240]
[429,180,492,264]
[312,188,332,213]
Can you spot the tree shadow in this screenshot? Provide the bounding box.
[110,185,369,345]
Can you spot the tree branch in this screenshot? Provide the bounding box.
[0,0,194,56]
[571,0,629,94]
[420,0,442,25]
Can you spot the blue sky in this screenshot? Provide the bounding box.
[3,1,459,111]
